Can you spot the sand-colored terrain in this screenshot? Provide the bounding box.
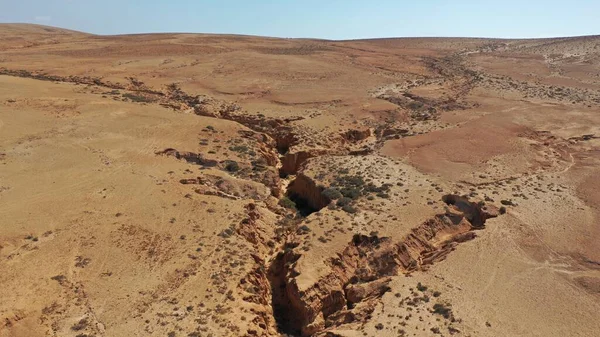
[1,23,599,337]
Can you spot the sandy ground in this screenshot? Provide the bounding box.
[0,24,599,337]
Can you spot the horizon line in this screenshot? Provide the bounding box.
[3,22,599,42]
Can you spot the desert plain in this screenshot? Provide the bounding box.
[0,24,600,337]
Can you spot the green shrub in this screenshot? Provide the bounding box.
[336,197,352,207]
[432,303,452,319]
[278,197,297,210]
[228,145,249,153]
[297,225,311,234]
[322,188,343,200]
[340,187,361,199]
[122,93,153,103]
[251,159,267,171]
[364,183,383,193]
[338,175,365,187]
[376,192,390,199]
[342,205,358,213]
[223,160,240,172]
[71,318,89,331]
[408,101,424,110]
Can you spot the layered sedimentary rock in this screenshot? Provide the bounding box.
[271,195,499,336]
[286,173,331,212]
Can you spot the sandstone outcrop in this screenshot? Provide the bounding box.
[268,195,499,336]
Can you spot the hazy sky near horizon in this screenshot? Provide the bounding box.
[1,0,598,39]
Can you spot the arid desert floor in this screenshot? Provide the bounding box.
[1,24,600,337]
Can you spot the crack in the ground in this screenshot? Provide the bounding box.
[1,66,504,337]
[267,194,501,336]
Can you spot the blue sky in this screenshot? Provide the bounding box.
[1,0,598,39]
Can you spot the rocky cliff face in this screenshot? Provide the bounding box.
[286,173,331,213]
[235,203,282,336]
[269,195,499,336]
[280,150,331,177]
[280,151,314,177]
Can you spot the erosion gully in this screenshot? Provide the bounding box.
[0,65,501,336]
